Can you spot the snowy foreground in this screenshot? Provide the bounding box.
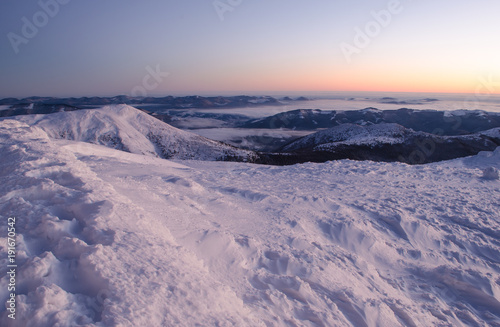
[1,118,500,326]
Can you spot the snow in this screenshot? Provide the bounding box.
[482,167,499,180]
[283,123,412,152]
[444,109,489,117]
[248,98,273,104]
[480,127,500,138]
[1,109,500,326]
[8,105,256,162]
[360,107,383,114]
[190,98,500,118]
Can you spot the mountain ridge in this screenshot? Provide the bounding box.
[242,108,500,136]
[3,105,499,166]
[0,95,306,111]
[270,123,500,165]
[7,104,258,162]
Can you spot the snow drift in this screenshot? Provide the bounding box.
[0,116,500,326]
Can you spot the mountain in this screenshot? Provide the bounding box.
[0,95,289,112]
[260,123,500,165]
[242,108,500,135]
[8,105,498,165]
[9,105,258,162]
[1,117,499,326]
[0,102,81,117]
[281,123,412,152]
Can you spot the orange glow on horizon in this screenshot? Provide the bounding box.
[166,63,500,96]
[171,79,494,97]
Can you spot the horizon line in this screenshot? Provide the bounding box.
[2,90,500,100]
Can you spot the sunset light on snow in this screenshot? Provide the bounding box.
[1,1,500,326]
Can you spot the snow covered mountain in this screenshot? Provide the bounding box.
[278,123,500,164]
[10,105,258,162]
[281,123,413,152]
[0,118,499,326]
[242,108,500,135]
[4,106,499,166]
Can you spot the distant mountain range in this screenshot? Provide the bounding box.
[264,123,500,165]
[0,95,308,116]
[2,99,500,165]
[242,108,500,135]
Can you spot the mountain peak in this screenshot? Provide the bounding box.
[10,105,258,162]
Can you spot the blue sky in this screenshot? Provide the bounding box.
[1,0,499,98]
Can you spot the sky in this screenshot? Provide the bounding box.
[0,0,499,98]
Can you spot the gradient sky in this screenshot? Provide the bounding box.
[0,0,499,98]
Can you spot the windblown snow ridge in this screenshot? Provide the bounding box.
[0,120,259,326]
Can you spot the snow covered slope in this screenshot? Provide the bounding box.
[281,123,412,152]
[9,104,257,162]
[243,108,500,135]
[1,119,499,326]
[278,123,500,164]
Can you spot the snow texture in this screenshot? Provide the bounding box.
[483,167,499,180]
[282,123,414,152]
[0,107,500,326]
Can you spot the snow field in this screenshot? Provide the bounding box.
[0,111,499,326]
[0,121,258,326]
[177,158,500,326]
